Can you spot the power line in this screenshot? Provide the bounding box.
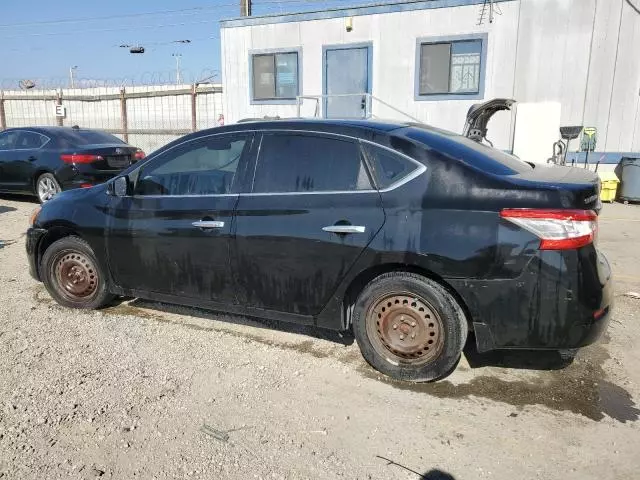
[0,20,227,39]
[0,4,238,29]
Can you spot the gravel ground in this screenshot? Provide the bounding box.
[1,196,639,480]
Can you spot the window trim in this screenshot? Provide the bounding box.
[123,129,425,198]
[414,33,488,102]
[0,129,51,151]
[249,47,302,105]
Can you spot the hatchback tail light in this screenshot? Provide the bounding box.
[61,154,103,164]
[134,150,146,160]
[500,209,598,250]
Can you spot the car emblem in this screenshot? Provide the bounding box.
[115,148,123,154]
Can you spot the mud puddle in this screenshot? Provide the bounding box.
[357,349,639,423]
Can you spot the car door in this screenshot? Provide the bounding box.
[0,131,20,191]
[2,131,49,192]
[105,132,254,303]
[232,131,385,317]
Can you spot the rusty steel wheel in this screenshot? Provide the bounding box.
[366,292,445,366]
[41,236,114,309]
[353,272,467,381]
[54,252,99,301]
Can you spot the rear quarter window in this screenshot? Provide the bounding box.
[363,143,421,189]
[405,127,532,175]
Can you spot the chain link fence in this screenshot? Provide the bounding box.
[0,81,224,154]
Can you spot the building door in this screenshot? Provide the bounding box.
[324,45,371,119]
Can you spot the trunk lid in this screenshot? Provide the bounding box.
[63,144,139,171]
[511,164,601,212]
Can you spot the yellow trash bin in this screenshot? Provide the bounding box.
[598,171,620,203]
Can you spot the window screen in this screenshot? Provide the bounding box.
[253,134,371,193]
[135,135,249,196]
[364,144,419,189]
[419,39,482,95]
[252,52,299,101]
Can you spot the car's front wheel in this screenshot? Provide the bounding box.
[41,236,114,309]
[352,272,468,382]
[36,173,61,203]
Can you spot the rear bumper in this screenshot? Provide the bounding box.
[56,164,120,191]
[449,247,613,352]
[26,227,46,281]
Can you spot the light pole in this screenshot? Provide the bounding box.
[172,54,182,85]
[69,65,78,88]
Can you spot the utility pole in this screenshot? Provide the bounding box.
[69,65,78,88]
[240,0,252,16]
[172,53,182,85]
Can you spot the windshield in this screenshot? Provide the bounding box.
[405,125,532,175]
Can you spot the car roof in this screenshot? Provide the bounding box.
[1,126,103,135]
[211,118,414,136]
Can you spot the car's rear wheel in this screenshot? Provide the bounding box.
[41,236,114,309]
[36,173,61,203]
[352,272,468,382]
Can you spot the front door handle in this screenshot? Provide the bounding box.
[322,225,366,234]
[28,156,37,162]
[192,220,225,229]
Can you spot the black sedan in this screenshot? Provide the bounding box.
[25,118,612,382]
[0,126,144,203]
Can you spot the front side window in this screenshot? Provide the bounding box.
[0,131,19,150]
[135,134,250,196]
[252,134,372,193]
[418,38,483,96]
[252,51,299,101]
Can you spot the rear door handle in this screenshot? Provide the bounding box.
[28,156,37,162]
[192,220,225,229]
[322,225,366,234]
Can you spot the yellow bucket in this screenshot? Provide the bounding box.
[598,172,619,203]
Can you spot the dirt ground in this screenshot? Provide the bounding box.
[1,195,639,480]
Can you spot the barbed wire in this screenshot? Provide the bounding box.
[0,69,221,91]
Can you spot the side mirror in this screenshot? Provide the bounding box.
[112,176,129,197]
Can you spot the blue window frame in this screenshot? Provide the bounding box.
[249,48,301,105]
[414,33,487,101]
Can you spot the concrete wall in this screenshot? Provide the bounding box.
[221,0,640,160]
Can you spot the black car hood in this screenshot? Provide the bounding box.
[463,98,515,143]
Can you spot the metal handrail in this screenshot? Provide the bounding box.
[295,93,424,124]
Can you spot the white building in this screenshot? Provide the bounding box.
[220,0,640,165]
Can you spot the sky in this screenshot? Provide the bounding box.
[0,0,378,89]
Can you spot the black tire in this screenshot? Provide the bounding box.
[41,236,114,309]
[352,272,468,382]
[35,172,61,204]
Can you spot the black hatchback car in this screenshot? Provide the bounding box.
[0,126,144,203]
[25,118,613,381]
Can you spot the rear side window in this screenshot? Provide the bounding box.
[364,144,419,189]
[15,131,49,149]
[58,130,125,147]
[252,134,372,193]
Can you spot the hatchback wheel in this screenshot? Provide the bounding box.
[353,272,468,382]
[41,236,114,309]
[36,173,61,203]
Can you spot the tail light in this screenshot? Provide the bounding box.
[134,150,146,160]
[500,209,598,250]
[61,154,102,164]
